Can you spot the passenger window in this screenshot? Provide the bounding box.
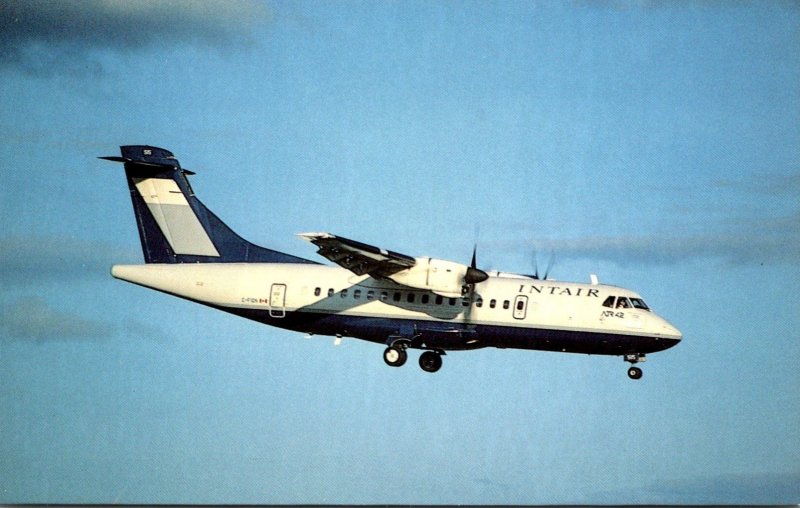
[449,298,456,306]
[393,292,401,302]
[435,295,443,305]
[421,294,430,304]
[367,290,375,300]
[503,300,510,310]
[490,299,496,309]
[341,289,348,298]
[516,300,524,311]
[461,298,469,307]
[327,288,334,297]
[407,293,415,303]
[380,291,388,302]
[314,287,321,297]
[476,298,483,308]
[353,289,361,299]
[602,296,615,308]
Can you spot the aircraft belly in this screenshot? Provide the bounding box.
[215,306,677,356]
[476,324,674,354]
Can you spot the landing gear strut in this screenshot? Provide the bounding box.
[624,353,646,380]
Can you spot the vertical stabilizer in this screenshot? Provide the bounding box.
[101,145,316,265]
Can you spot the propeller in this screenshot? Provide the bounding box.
[462,245,488,302]
[527,248,555,280]
[464,244,489,285]
[461,245,487,324]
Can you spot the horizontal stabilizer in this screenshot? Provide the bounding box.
[99,155,197,174]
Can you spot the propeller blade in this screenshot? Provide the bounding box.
[524,247,555,280]
[524,248,540,279]
[542,250,555,280]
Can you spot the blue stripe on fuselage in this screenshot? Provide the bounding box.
[216,306,680,356]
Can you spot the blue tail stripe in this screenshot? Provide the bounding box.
[105,145,318,265]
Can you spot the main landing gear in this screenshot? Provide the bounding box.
[625,353,646,380]
[383,346,444,373]
[383,346,407,367]
[419,351,443,373]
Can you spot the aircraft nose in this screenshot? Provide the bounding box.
[660,319,682,342]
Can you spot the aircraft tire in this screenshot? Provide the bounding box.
[419,351,443,373]
[627,366,643,380]
[383,346,407,367]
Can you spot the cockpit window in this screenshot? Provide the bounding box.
[603,295,651,311]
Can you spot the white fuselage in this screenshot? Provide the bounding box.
[111,263,682,356]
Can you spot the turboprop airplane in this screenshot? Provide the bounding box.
[101,145,681,380]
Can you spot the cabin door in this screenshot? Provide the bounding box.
[269,283,287,318]
[513,295,528,320]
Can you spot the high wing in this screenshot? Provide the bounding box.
[297,232,416,278]
[298,232,488,298]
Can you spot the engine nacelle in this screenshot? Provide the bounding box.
[388,257,474,297]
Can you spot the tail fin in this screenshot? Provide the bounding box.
[101,145,316,265]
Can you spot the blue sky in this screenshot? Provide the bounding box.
[1,0,798,504]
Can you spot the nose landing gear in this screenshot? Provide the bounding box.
[624,353,646,380]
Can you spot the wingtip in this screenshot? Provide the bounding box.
[297,232,333,241]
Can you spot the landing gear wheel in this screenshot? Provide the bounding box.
[627,366,643,380]
[383,346,407,367]
[419,351,443,373]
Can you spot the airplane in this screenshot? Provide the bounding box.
[101,145,682,380]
